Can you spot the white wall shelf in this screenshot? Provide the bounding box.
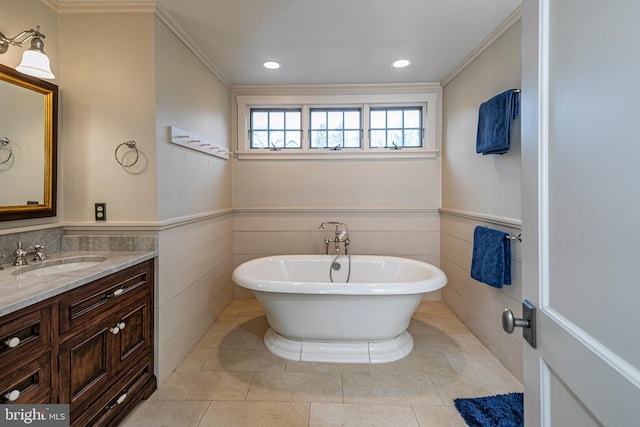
[170,126,229,160]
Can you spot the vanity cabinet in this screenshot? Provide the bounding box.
[0,258,156,426]
[0,306,52,404]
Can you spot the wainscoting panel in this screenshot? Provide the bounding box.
[156,213,234,382]
[440,211,523,380]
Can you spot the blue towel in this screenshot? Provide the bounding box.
[476,89,520,155]
[471,226,511,288]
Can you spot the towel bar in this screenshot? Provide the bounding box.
[505,234,522,242]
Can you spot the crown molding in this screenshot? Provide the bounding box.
[44,0,157,14]
[39,0,61,12]
[39,1,232,89]
[232,82,441,96]
[154,2,232,89]
[440,5,522,88]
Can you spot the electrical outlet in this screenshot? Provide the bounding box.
[95,203,106,221]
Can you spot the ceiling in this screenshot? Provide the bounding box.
[58,0,522,86]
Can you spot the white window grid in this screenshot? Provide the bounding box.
[236,93,439,159]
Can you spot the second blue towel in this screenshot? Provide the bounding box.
[476,89,520,155]
[470,226,511,288]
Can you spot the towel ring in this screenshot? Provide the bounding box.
[0,137,12,165]
[115,140,139,167]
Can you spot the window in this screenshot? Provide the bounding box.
[370,107,422,149]
[237,91,439,159]
[310,108,361,149]
[250,109,302,149]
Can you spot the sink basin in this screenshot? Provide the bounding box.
[13,256,108,278]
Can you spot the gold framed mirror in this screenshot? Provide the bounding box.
[0,63,57,221]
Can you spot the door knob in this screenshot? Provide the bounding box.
[501,300,537,348]
[502,309,530,333]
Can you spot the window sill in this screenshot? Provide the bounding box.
[235,150,439,160]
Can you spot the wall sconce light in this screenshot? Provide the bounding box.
[0,26,55,79]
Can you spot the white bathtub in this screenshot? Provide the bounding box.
[232,255,447,363]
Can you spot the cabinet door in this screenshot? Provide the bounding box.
[72,356,154,427]
[59,322,116,411]
[115,298,152,370]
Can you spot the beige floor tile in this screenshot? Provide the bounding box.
[208,314,268,334]
[310,403,419,427]
[412,302,457,320]
[447,334,491,355]
[443,351,523,389]
[417,317,472,335]
[151,370,254,401]
[411,333,465,354]
[194,322,266,351]
[342,373,443,406]
[285,360,370,374]
[408,319,453,336]
[129,300,523,426]
[198,401,309,427]
[429,373,521,407]
[246,371,343,403]
[120,400,210,427]
[177,348,212,371]
[221,299,265,317]
[202,347,287,372]
[412,405,468,427]
[368,351,457,376]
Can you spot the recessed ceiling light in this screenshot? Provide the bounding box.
[262,61,281,70]
[392,59,412,68]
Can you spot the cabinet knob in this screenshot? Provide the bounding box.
[105,288,125,299]
[116,393,127,405]
[109,321,126,335]
[5,389,20,402]
[4,337,20,348]
[106,392,127,410]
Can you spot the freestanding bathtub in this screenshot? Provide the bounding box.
[232,255,447,363]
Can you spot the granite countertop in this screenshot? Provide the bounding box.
[0,250,157,317]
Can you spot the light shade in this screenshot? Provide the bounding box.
[392,59,412,68]
[262,60,281,70]
[17,49,55,79]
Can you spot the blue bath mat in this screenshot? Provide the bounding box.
[454,392,523,427]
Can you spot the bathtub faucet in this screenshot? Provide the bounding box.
[319,222,349,254]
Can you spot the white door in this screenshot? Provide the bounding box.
[520,0,640,425]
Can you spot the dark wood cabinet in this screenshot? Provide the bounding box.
[0,353,51,404]
[0,306,52,404]
[0,258,156,426]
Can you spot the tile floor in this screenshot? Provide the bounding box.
[121,299,522,426]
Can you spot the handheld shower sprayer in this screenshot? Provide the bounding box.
[318,221,352,283]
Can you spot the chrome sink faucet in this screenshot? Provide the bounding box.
[318,221,349,254]
[12,242,28,266]
[12,242,46,266]
[30,245,47,262]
